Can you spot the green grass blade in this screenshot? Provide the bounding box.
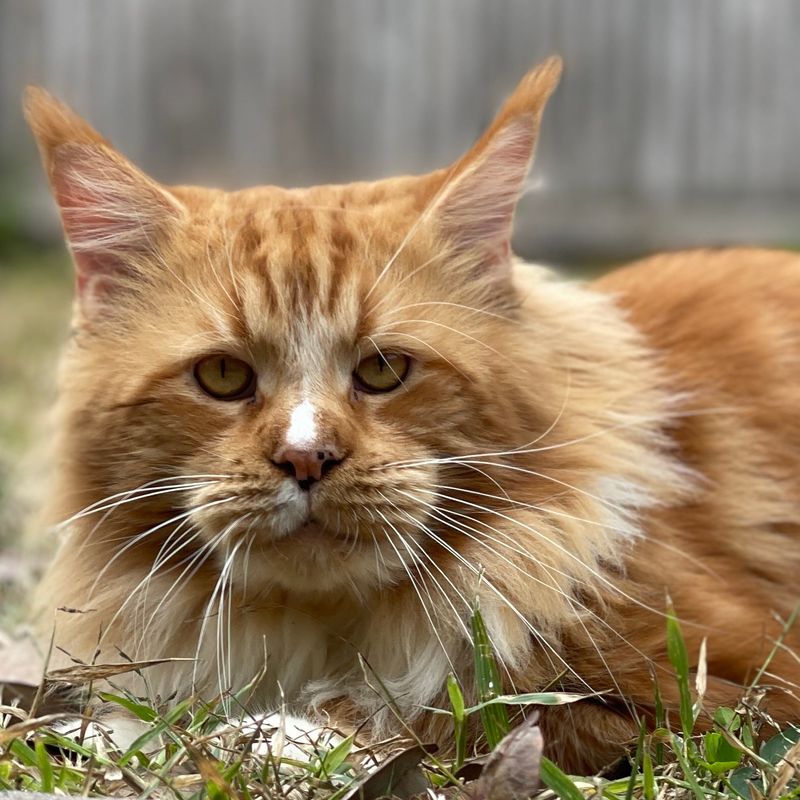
[642,747,656,800]
[320,734,354,776]
[119,698,192,766]
[99,691,158,723]
[34,739,54,793]
[671,735,707,800]
[625,717,647,800]
[471,605,509,749]
[9,738,39,767]
[446,673,467,771]
[464,691,587,714]
[540,756,585,800]
[666,606,694,740]
[652,673,665,765]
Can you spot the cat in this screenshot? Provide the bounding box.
[24,56,800,772]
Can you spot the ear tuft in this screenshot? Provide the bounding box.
[23,87,110,180]
[433,57,562,272]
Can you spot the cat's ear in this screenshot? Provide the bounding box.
[433,57,562,274]
[23,87,185,313]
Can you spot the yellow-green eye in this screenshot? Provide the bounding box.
[194,355,256,400]
[354,353,411,393]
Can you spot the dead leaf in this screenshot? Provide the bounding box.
[768,738,800,800]
[340,743,432,800]
[471,713,543,800]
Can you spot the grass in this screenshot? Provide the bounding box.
[1,252,799,797]
[0,606,798,799]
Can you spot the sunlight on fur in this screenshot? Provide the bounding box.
[24,57,800,772]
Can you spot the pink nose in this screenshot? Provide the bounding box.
[272,445,344,490]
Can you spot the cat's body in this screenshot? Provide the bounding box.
[25,59,800,771]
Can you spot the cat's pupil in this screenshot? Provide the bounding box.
[220,359,226,378]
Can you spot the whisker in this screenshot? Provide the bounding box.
[60,475,229,526]
[89,496,238,596]
[366,336,410,392]
[419,501,643,702]
[74,482,218,540]
[368,250,449,310]
[136,527,230,650]
[369,330,471,382]
[375,514,457,676]
[364,176,456,302]
[373,318,511,363]
[381,300,517,324]
[399,487,675,622]
[382,492,589,691]
[379,405,736,470]
[428,483,722,577]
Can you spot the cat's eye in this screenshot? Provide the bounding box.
[194,355,256,400]
[354,353,411,393]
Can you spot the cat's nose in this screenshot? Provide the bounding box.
[271,445,345,491]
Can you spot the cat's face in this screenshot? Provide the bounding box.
[26,60,563,595]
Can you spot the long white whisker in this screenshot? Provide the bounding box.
[429,483,720,577]
[135,528,229,651]
[377,497,474,642]
[75,482,217,533]
[383,492,587,690]
[399,487,673,622]
[423,502,644,701]
[89,496,238,596]
[379,405,736,471]
[369,250,449,309]
[375,513,457,676]
[382,300,516,324]
[59,474,231,526]
[364,177,456,302]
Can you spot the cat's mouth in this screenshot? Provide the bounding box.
[270,511,345,544]
[286,519,328,540]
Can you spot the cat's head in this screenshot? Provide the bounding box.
[26,59,565,595]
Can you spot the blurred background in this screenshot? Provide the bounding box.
[1,0,800,611]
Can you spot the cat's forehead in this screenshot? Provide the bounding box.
[202,177,442,354]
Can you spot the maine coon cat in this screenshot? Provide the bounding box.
[25,57,800,771]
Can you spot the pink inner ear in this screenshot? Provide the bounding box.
[50,144,176,307]
[438,118,536,264]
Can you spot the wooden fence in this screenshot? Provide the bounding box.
[2,0,799,261]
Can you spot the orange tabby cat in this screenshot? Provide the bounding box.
[25,57,800,771]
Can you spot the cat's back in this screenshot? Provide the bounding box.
[591,247,800,678]
[592,247,800,402]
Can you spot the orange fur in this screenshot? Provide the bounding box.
[25,59,800,772]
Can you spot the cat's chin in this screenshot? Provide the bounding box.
[221,521,402,595]
[272,520,329,542]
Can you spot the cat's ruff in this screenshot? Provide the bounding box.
[25,57,800,772]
